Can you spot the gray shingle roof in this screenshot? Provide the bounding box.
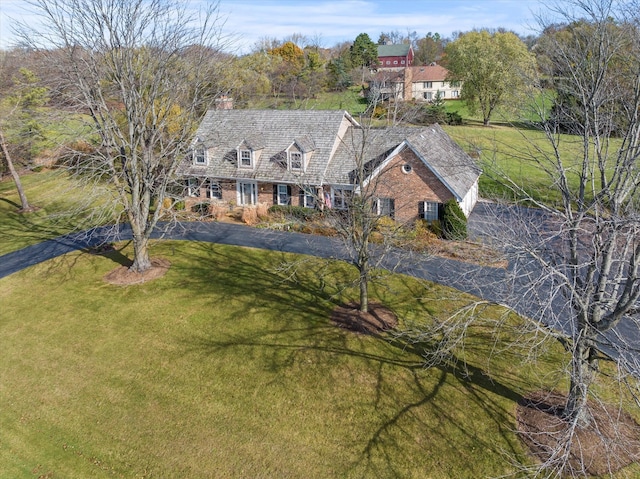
[180,110,480,200]
[327,124,481,198]
[180,109,358,184]
[405,125,481,200]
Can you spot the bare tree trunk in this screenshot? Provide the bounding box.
[565,336,596,427]
[358,264,369,313]
[130,234,152,273]
[0,127,31,212]
[19,0,228,277]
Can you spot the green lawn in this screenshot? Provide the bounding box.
[443,123,594,204]
[0,170,115,255]
[1,241,639,478]
[244,86,370,116]
[2,169,640,477]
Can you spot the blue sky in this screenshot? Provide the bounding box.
[0,0,542,52]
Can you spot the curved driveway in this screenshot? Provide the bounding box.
[0,211,508,307]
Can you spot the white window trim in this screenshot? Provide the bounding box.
[422,201,439,221]
[239,149,253,169]
[187,177,201,197]
[237,180,257,206]
[277,184,290,206]
[193,144,207,165]
[289,151,303,171]
[375,197,394,217]
[208,180,222,200]
[331,186,352,210]
[302,187,316,208]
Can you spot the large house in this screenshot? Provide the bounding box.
[371,64,461,102]
[407,64,461,101]
[377,44,414,70]
[179,110,480,223]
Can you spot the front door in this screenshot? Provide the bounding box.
[237,181,257,206]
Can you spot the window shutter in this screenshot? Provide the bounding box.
[298,188,304,207]
[287,185,292,205]
[273,184,277,204]
[418,201,425,219]
[389,199,395,219]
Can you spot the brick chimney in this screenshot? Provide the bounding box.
[403,67,413,102]
[215,95,234,110]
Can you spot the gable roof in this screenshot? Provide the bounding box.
[404,125,481,200]
[329,124,480,199]
[377,44,411,57]
[372,70,404,83]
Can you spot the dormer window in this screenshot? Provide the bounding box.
[286,138,314,172]
[239,149,253,168]
[289,151,302,171]
[193,141,206,165]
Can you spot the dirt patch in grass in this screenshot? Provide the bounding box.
[517,390,640,476]
[331,301,398,334]
[426,239,507,268]
[103,257,170,285]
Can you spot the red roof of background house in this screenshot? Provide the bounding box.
[408,64,449,82]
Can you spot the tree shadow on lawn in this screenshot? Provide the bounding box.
[175,243,529,476]
[0,202,103,255]
[29,240,134,283]
[0,196,22,209]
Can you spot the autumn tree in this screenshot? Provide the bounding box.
[18,0,228,273]
[445,29,534,126]
[219,53,273,107]
[269,41,305,70]
[414,32,445,66]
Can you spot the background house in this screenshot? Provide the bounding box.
[369,64,461,102]
[179,110,480,223]
[377,44,414,70]
[406,64,461,101]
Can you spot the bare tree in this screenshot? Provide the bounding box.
[327,127,401,313]
[0,54,39,212]
[17,0,229,272]
[0,128,31,212]
[474,0,640,475]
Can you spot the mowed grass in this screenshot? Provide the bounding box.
[443,123,595,204]
[2,241,639,478]
[0,170,115,255]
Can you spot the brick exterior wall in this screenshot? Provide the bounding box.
[186,179,319,209]
[185,148,452,224]
[371,148,453,223]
